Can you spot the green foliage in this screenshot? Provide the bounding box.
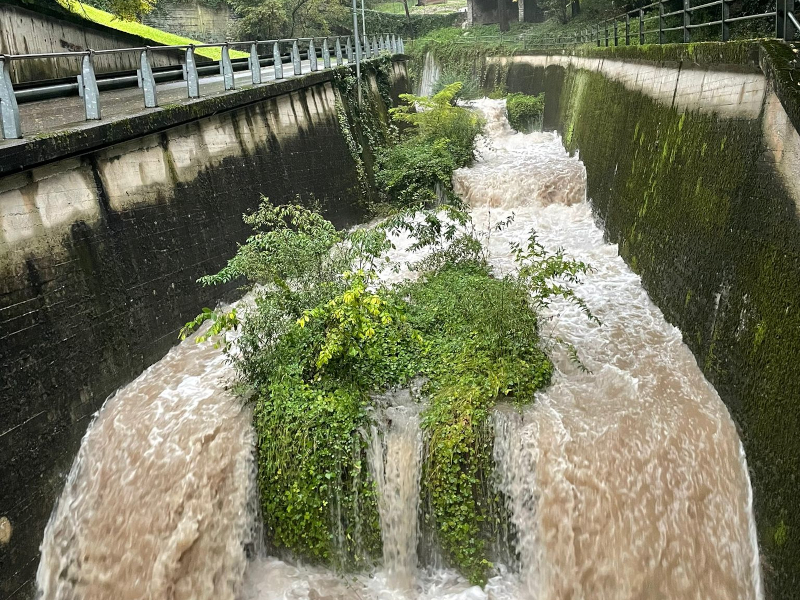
[179,307,240,348]
[185,194,592,582]
[433,66,482,100]
[230,0,348,39]
[506,92,545,133]
[66,0,156,20]
[298,270,424,385]
[376,83,484,208]
[356,10,461,38]
[255,375,381,566]
[390,83,483,166]
[376,138,458,206]
[331,63,394,211]
[60,0,248,59]
[401,263,555,584]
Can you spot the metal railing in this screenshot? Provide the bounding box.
[445,0,796,49]
[0,34,405,141]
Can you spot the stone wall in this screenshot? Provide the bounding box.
[467,0,519,26]
[495,43,800,599]
[0,58,408,600]
[0,2,190,85]
[143,0,236,43]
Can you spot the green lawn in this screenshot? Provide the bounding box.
[58,0,247,59]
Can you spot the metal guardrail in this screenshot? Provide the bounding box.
[447,0,797,49]
[0,34,405,140]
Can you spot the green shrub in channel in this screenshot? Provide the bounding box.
[506,92,545,133]
[182,199,594,581]
[376,82,484,208]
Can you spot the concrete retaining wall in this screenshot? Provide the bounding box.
[143,0,235,43]
[0,2,190,85]
[494,43,800,599]
[0,59,408,600]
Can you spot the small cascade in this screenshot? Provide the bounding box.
[368,387,425,591]
[418,52,441,97]
[459,98,763,600]
[36,322,259,600]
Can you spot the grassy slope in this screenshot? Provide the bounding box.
[58,0,247,59]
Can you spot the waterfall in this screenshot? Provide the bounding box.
[458,98,764,600]
[418,52,441,97]
[36,320,259,600]
[37,97,763,600]
[368,386,424,591]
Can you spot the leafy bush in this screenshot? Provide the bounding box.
[184,195,594,581]
[376,138,457,206]
[376,82,484,208]
[506,92,545,133]
[432,66,482,100]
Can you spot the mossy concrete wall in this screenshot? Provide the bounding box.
[143,0,235,43]
[494,43,800,599]
[0,59,408,600]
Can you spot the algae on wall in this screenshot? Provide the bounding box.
[501,57,800,598]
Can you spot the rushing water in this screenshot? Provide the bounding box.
[37,99,762,600]
[36,328,259,600]
[368,387,425,591]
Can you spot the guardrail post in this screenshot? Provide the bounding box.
[659,1,665,44]
[392,34,398,52]
[140,48,157,108]
[596,24,601,46]
[639,9,645,44]
[221,44,235,90]
[186,46,200,97]
[81,53,101,120]
[346,36,353,62]
[721,0,730,40]
[323,38,331,68]
[614,19,619,45]
[335,37,344,65]
[399,37,405,53]
[373,36,379,56]
[250,42,262,84]
[777,0,797,39]
[0,58,21,139]
[625,13,631,44]
[379,36,385,52]
[683,0,691,42]
[309,39,318,71]
[273,41,284,79]
[292,40,302,75]
[605,21,609,46]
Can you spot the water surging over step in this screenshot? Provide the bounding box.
[37,97,763,600]
[36,331,259,600]
[368,387,425,591]
[455,99,763,600]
